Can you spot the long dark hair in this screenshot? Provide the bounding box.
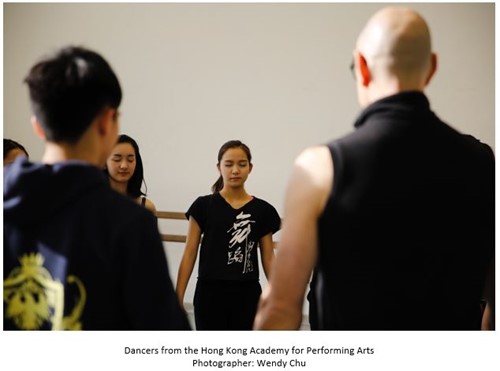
[212,140,252,193]
[4,139,29,159]
[104,134,147,198]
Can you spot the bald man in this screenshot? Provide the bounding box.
[254,7,494,330]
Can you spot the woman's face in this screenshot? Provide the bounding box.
[106,142,137,184]
[218,147,252,189]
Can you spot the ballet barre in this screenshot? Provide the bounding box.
[156,211,187,243]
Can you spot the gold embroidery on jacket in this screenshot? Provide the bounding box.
[4,253,86,330]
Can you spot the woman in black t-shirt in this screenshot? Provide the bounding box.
[176,140,281,330]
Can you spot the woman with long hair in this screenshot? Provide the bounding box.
[104,134,156,214]
[176,140,281,330]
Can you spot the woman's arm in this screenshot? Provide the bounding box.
[176,216,202,309]
[259,233,275,280]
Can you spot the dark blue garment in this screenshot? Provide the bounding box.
[3,158,190,330]
[314,92,495,330]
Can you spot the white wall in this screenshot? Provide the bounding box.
[4,3,495,311]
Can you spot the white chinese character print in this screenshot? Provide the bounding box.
[227,212,256,274]
[227,246,243,264]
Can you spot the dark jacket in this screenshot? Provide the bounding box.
[4,158,190,330]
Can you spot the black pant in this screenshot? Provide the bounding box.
[194,280,261,330]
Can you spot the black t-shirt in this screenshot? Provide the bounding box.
[186,193,281,281]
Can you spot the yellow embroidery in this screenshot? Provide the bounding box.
[62,275,86,330]
[4,253,86,330]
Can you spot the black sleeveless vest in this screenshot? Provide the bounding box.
[313,92,494,330]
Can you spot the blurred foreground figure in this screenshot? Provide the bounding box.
[3,46,190,330]
[254,7,494,330]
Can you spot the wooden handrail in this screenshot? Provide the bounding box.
[156,211,185,220]
[156,211,187,243]
[160,234,187,243]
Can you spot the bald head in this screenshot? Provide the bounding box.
[355,7,436,101]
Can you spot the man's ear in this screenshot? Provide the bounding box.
[31,116,47,139]
[96,107,116,136]
[357,53,371,87]
[424,53,437,86]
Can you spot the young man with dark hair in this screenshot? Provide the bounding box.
[3,46,190,330]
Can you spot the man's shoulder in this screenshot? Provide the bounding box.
[460,134,494,157]
[289,145,334,208]
[295,145,333,173]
